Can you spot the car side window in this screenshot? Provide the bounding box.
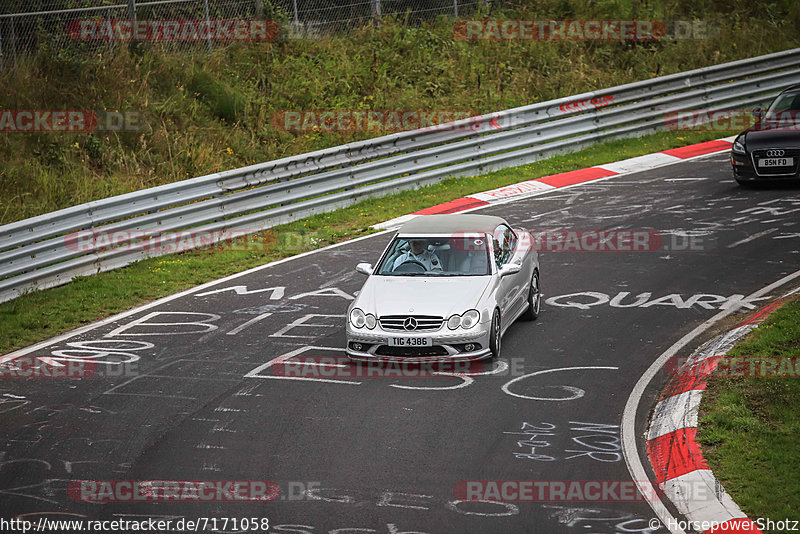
[769,92,800,113]
[504,227,517,260]
[492,234,503,269]
[493,224,516,268]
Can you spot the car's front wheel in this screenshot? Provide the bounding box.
[489,309,501,359]
[521,270,541,321]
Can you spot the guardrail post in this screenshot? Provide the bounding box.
[0,18,4,74]
[453,0,458,18]
[292,0,299,25]
[372,0,381,19]
[203,0,212,52]
[107,7,114,55]
[126,0,136,53]
[254,0,264,18]
[8,14,15,69]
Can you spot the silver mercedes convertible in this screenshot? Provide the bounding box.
[345,214,541,362]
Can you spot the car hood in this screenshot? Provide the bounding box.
[356,276,493,319]
[744,123,800,149]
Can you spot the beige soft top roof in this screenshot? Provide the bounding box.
[397,214,508,235]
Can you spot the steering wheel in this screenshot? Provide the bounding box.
[394,260,427,273]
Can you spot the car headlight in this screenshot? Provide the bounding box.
[447,314,461,330]
[350,308,366,328]
[365,314,377,329]
[732,134,746,155]
[447,310,481,330]
[460,310,480,329]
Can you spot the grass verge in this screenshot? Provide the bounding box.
[698,297,800,531]
[0,128,723,355]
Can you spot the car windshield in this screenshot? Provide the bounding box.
[375,235,492,276]
[764,92,800,122]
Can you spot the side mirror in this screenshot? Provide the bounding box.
[356,263,373,276]
[499,263,522,277]
[752,107,763,119]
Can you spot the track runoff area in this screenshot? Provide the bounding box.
[1,140,799,534]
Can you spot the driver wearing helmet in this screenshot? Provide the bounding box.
[393,239,442,272]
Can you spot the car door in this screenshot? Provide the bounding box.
[501,225,530,318]
[493,224,526,328]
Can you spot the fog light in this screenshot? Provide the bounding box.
[352,343,363,351]
[464,343,475,352]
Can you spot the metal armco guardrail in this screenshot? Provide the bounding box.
[2,47,800,303]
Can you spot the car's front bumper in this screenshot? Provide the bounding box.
[345,324,492,363]
[731,151,800,182]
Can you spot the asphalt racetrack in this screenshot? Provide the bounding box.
[2,151,799,533]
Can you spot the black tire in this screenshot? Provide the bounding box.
[489,309,501,360]
[521,270,541,321]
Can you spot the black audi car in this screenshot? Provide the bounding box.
[731,84,800,185]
